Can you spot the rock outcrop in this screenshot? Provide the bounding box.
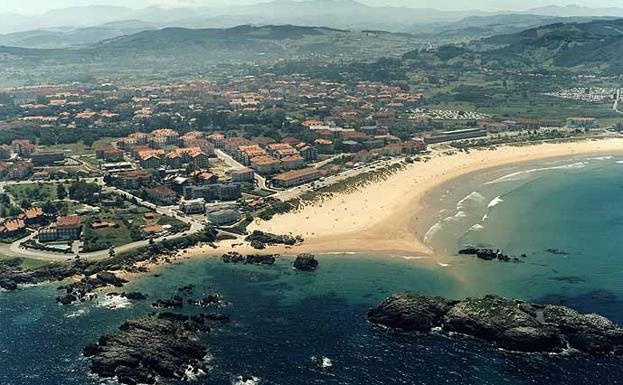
[367,294,623,354]
[222,252,277,265]
[293,254,319,271]
[458,247,526,262]
[83,315,210,384]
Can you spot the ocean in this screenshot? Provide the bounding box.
[2,153,623,385]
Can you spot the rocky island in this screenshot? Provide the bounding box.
[367,294,623,354]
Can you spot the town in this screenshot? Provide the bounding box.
[0,71,619,260]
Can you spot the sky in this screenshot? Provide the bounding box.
[4,0,623,14]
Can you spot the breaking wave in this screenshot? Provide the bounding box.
[485,162,588,184]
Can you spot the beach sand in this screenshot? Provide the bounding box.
[229,138,623,258]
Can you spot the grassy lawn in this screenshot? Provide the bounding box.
[45,138,115,156]
[5,183,62,203]
[82,204,187,252]
[0,255,64,270]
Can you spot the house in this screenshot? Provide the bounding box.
[314,139,334,154]
[179,199,206,214]
[7,161,33,180]
[280,155,305,170]
[142,224,165,237]
[112,169,152,189]
[231,168,255,183]
[250,155,281,174]
[146,186,177,205]
[207,209,241,226]
[0,219,27,239]
[165,152,182,169]
[139,152,163,169]
[273,167,322,188]
[57,215,82,241]
[96,147,124,162]
[18,207,46,226]
[193,170,219,185]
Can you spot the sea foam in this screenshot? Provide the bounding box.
[485,162,588,184]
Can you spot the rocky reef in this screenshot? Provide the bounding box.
[458,247,526,262]
[83,314,210,384]
[293,254,319,271]
[222,252,277,265]
[367,294,623,354]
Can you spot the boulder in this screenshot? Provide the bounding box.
[293,254,319,271]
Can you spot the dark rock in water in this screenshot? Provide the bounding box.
[0,279,18,291]
[367,294,455,332]
[222,252,245,264]
[222,252,276,265]
[458,247,521,262]
[96,272,127,287]
[152,295,184,309]
[191,312,230,324]
[367,294,623,354]
[245,254,276,265]
[123,292,148,300]
[293,254,319,271]
[158,312,189,322]
[188,293,227,308]
[84,315,209,385]
[57,294,77,305]
[546,248,569,255]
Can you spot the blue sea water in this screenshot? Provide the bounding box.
[2,153,623,385]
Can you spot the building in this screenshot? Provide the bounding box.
[96,147,124,162]
[57,215,82,241]
[314,139,334,154]
[281,155,305,170]
[566,117,597,129]
[273,167,322,188]
[231,168,255,183]
[38,225,58,242]
[18,207,46,226]
[11,139,35,156]
[250,155,281,174]
[112,169,152,189]
[6,161,33,180]
[183,183,241,201]
[31,151,65,166]
[297,143,317,162]
[424,128,487,144]
[146,185,177,205]
[207,209,241,226]
[0,219,26,239]
[179,199,206,214]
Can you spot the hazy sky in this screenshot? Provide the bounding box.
[5,0,623,14]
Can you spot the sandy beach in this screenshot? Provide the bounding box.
[228,138,623,258]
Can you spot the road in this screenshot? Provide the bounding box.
[614,89,622,114]
[215,148,275,192]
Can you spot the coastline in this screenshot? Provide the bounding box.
[235,138,623,259]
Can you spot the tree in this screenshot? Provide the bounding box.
[57,184,67,200]
[20,199,31,209]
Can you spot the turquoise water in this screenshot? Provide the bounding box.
[2,153,623,384]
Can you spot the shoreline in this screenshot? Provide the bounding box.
[234,137,623,259]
